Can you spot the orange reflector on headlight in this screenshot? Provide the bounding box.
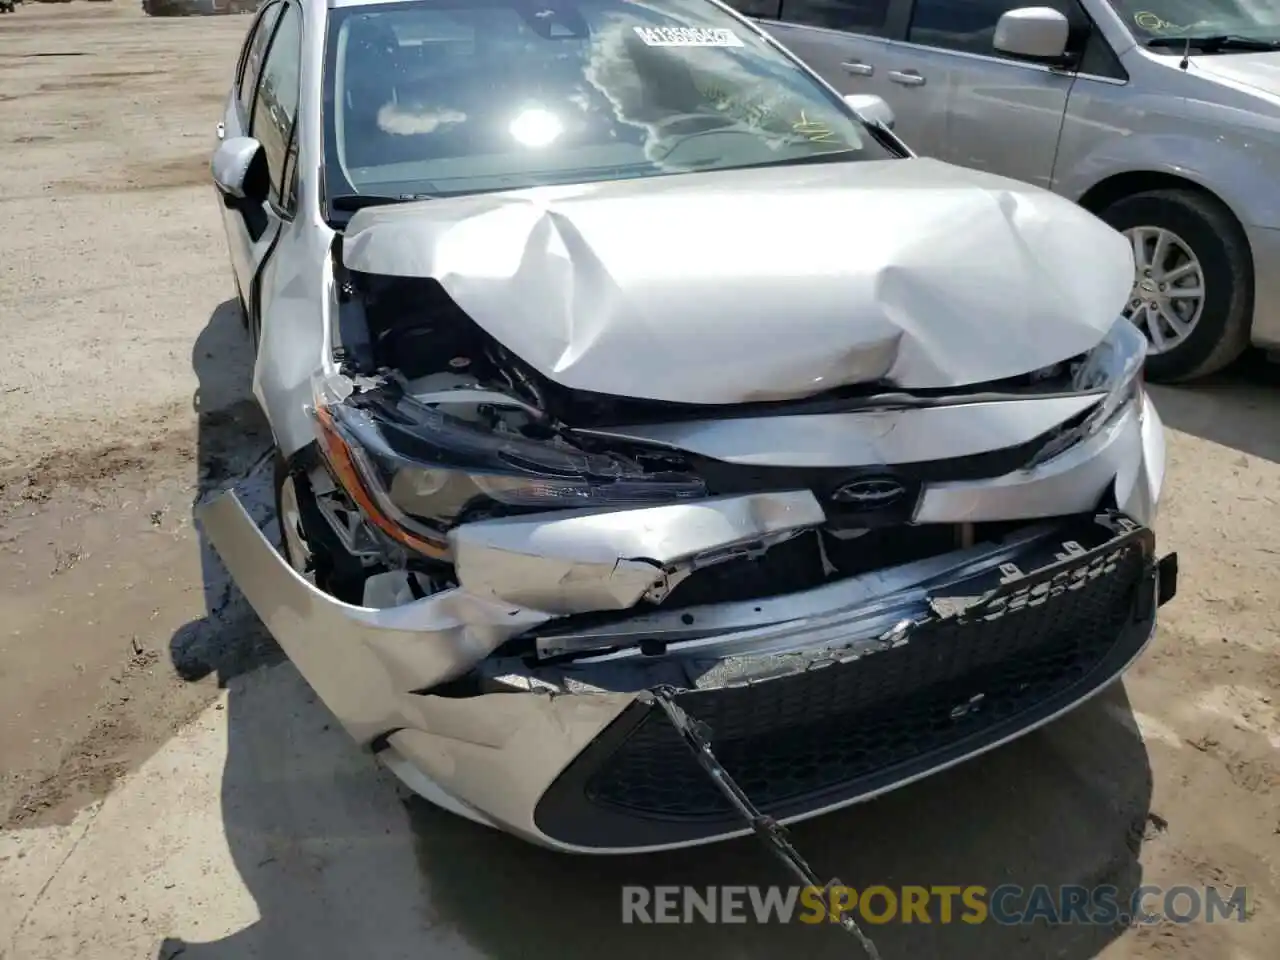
[312,404,450,560]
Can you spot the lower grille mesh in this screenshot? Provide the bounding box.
[584,540,1147,820]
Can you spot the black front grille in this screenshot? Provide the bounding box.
[534,518,1158,849]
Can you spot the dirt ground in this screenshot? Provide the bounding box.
[0,4,1278,960]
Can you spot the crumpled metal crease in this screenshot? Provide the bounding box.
[448,492,826,614]
[341,158,1135,404]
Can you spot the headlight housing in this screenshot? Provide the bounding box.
[309,374,706,556]
[1025,317,1147,469]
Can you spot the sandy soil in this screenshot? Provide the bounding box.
[0,5,1278,960]
[0,2,274,829]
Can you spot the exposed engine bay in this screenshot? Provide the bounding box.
[336,269,1096,426]
[283,256,1153,673]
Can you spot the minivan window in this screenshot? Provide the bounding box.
[908,0,1083,56]
[322,0,897,205]
[777,0,891,32]
[1078,28,1127,78]
[1105,0,1280,42]
[727,0,782,16]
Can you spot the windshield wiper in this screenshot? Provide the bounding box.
[1146,34,1280,52]
[728,148,869,173]
[328,193,437,212]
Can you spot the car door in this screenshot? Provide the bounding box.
[241,0,304,345]
[219,1,284,303]
[894,0,1087,188]
[749,0,948,155]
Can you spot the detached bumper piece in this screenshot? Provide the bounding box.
[649,688,882,959]
[536,513,1172,850]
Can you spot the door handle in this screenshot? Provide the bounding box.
[841,60,874,76]
[887,70,926,87]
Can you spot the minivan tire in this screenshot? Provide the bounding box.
[1099,189,1252,383]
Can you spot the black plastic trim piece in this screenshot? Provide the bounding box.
[1157,552,1178,606]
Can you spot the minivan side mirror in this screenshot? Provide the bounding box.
[211,136,269,207]
[843,93,895,130]
[993,7,1070,61]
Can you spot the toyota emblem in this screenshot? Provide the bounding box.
[830,476,907,507]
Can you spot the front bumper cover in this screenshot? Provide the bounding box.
[196,396,1168,852]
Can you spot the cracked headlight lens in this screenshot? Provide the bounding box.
[1071,315,1147,426]
[309,374,705,556]
[1025,317,1147,469]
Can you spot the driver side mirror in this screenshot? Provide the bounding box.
[993,7,1070,61]
[843,93,894,130]
[211,136,269,208]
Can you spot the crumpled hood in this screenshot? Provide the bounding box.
[342,158,1133,404]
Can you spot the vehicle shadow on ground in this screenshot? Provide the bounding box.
[1148,349,1280,464]
[168,298,279,688]
[157,301,1157,959]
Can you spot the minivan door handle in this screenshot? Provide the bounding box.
[888,70,926,86]
[841,60,874,76]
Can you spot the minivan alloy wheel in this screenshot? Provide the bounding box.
[1122,225,1205,355]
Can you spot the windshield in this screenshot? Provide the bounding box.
[321,0,894,207]
[1107,0,1280,43]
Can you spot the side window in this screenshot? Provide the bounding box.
[726,0,782,17]
[280,129,301,215]
[907,0,1087,57]
[238,2,283,115]
[778,0,892,32]
[250,3,303,212]
[1078,29,1127,79]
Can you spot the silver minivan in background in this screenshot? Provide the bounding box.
[737,0,1280,382]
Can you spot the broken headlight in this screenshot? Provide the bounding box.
[310,375,706,556]
[1025,317,1147,469]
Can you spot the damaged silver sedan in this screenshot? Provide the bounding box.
[207,0,1176,853]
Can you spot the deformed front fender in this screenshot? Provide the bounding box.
[197,490,551,744]
[196,486,829,744]
[198,489,638,847]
